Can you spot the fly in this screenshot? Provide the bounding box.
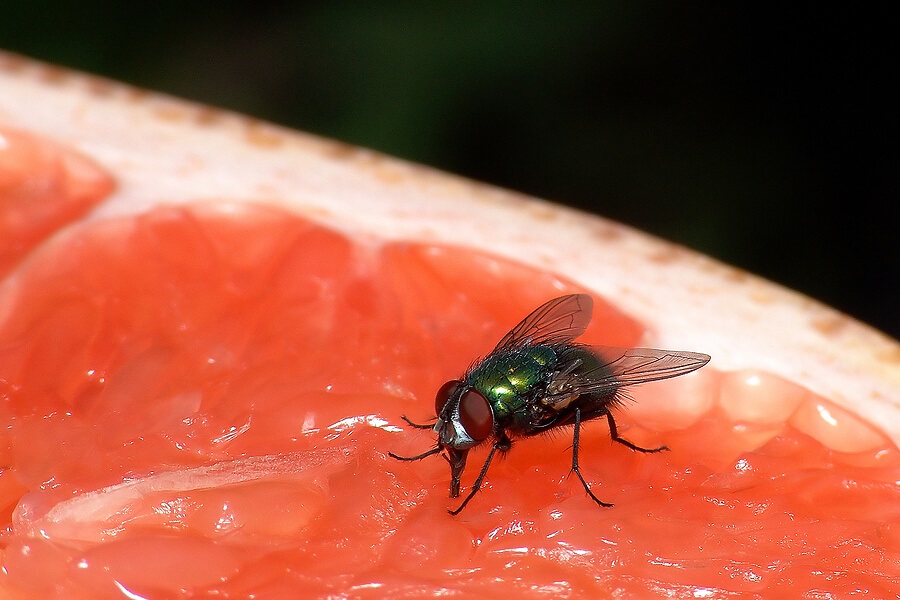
[389,294,711,515]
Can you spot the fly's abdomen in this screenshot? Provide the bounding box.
[468,346,557,422]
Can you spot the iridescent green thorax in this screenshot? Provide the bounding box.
[466,345,558,424]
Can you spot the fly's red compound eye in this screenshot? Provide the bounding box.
[435,380,461,415]
[458,389,493,442]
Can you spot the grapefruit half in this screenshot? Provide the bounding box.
[0,51,898,599]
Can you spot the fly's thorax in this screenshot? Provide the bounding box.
[467,346,558,422]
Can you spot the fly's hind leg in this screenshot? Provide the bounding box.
[606,411,668,453]
[571,407,613,508]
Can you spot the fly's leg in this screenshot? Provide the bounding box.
[400,415,435,429]
[606,412,668,453]
[388,445,442,461]
[388,416,442,460]
[449,444,496,515]
[449,435,510,515]
[571,407,613,508]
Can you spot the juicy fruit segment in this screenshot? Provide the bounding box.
[0,134,895,597]
[21,450,347,544]
[0,127,114,279]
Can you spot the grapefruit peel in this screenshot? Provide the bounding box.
[1,51,896,445]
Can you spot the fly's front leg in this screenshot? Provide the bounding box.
[571,407,613,508]
[399,415,435,429]
[388,416,442,460]
[388,445,442,461]
[449,434,511,515]
[606,412,668,453]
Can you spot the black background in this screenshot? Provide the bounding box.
[2,3,896,339]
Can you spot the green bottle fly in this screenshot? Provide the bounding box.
[390,294,711,515]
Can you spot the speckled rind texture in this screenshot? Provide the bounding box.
[1,50,897,443]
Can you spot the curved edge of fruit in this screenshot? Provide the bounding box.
[1,50,897,444]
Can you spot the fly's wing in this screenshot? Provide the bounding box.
[546,346,711,402]
[494,294,594,351]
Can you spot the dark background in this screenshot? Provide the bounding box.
[2,3,896,339]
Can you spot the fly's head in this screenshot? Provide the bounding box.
[432,379,494,451]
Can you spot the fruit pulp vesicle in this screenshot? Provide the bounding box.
[0,135,897,598]
[0,127,114,280]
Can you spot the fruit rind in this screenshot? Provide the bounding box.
[1,50,897,444]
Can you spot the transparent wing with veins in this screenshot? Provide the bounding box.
[493,293,594,351]
[546,347,711,405]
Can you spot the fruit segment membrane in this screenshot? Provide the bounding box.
[0,130,898,598]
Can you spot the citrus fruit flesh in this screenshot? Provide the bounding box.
[0,131,898,599]
[0,128,115,280]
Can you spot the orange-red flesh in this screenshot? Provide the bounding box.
[0,128,115,280]
[0,132,897,598]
